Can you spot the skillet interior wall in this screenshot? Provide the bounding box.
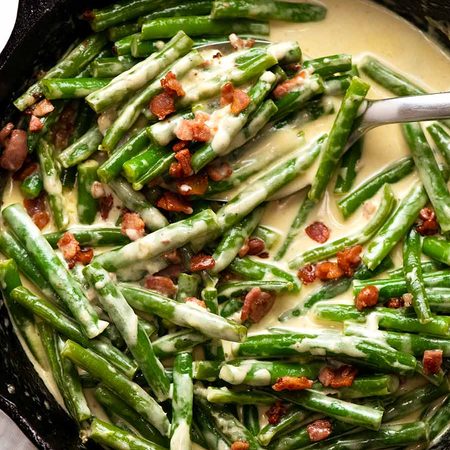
[0,0,448,449]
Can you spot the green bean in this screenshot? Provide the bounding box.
[58,126,102,168]
[171,352,193,450]
[3,204,106,338]
[107,22,140,41]
[77,160,99,224]
[138,1,213,25]
[20,170,43,199]
[120,283,247,342]
[84,263,170,401]
[87,418,167,450]
[304,54,352,77]
[362,180,426,270]
[426,395,450,442]
[176,273,200,302]
[309,76,370,202]
[404,228,432,323]
[37,140,68,230]
[427,122,450,168]
[130,36,161,58]
[334,139,363,194]
[218,280,291,301]
[289,184,396,269]
[41,78,111,99]
[98,129,150,183]
[86,31,194,113]
[94,386,168,445]
[242,404,260,436]
[206,386,275,405]
[423,236,450,266]
[152,329,209,358]
[14,33,107,111]
[403,122,450,233]
[90,55,137,77]
[45,227,129,247]
[94,209,219,271]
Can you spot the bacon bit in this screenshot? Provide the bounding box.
[172,140,189,152]
[239,237,266,258]
[315,262,344,281]
[385,297,404,309]
[319,365,358,388]
[150,92,176,120]
[156,264,182,280]
[57,232,80,261]
[0,122,14,145]
[74,247,94,265]
[231,441,249,450]
[297,264,317,284]
[266,401,287,425]
[157,191,193,214]
[99,194,114,220]
[228,33,255,50]
[241,287,275,323]
[13,162,39,181]
[423,349,443,375]
[163,249,181,264]
[190,253,215,272]
[169,149,193,178]
[416,207,439,236]
[337,245,362,277]
[273,71,308,99]
[145,275,177,297]
[272,376,314,392]
[238,239,250,258]
[81,9,95,21]
[0,130,28,172]
[161,71,185,97]
[185,296,206,308]
[207,161,233,181]
[220,82,251,114]
[121,212,145,241]
[29,115,44,132]
[29,99,54,117]
[305,221,330,243]
[175,116,211,142]
[176,173,208,196]
[355,285,379,311]
[258,251,269,258]
[306,419,332,442]
[23,194,49,229]
[91,181,106,199]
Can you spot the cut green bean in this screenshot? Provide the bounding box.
[152,329,208,358]
[77,160,99,224]
[41,78,111,99]
[427,122,450,168]
[334,138,363,194]
[20,170,43,199]
[58,126,102,168]
[45,227,129,248]
[90,55,137,77]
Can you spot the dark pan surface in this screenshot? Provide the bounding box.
[0,0,449,448]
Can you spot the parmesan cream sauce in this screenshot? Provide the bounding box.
[2,0,450,445]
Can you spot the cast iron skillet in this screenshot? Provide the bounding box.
[1,1,450,448]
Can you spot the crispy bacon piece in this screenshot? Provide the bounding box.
[337,245,362,276]
[266,401,287,425]
[29,99,54,117]
[190,253,215,272]
[57,232,80,261]
[220,82,251,114]
[176,173,208,196]
[155,264,182,280]
[0,130,28,172]
[99,194,114,220]
[185,296,206,308]
[161,71,185,97]
[305,221,330,243]
[231,441,250,450]
[24,194,50,229]
[241,287,275,323]
[157,191,193,214]
[150,92,176,120]
[272,376,314,392]
[319,365,357,388]
[273,71,308,99]
[163,249,181,265]
[74,247,94,266]
[228,33,255,50]
[298,264,317,284]
[385,297,404,309]
[423,349,443,375]
[29,115,44,133]
[145,275,177,297]
[121,212,145,241]
[355,285,379,311]
[0,122,14,145]
[238,239,250,258]
[416,207,439,236]
[315,262,344,281]
[207,161,233,181]
[306,419,332,442]
[239,237,266,258]
[175,115,211,142]
[169,149,193,178]
[172,140,189,152]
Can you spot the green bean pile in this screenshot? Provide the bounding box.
[2,0,450,449]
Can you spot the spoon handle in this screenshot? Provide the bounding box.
[362,92,450,126]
